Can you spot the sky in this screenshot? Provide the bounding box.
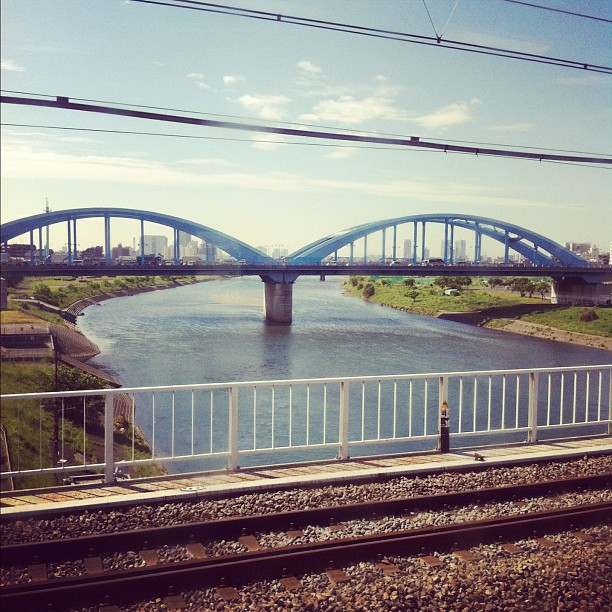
[1,0,611,258]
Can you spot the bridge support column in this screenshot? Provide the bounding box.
[260,271,300,324]
[263,280,294,324]
[551,279,611,306]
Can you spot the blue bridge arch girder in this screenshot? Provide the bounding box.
[0,207,275,265]
[1,208,590,269]
[288,213,589,267]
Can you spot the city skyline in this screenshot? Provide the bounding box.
[1,1,610,254]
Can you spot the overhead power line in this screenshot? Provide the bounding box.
[498,0,612,24]
[130,0,612,74]
[2,88,609,158]
[2,93,611,165]
[4,122,607,166]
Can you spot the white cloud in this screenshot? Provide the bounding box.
[61,137,98,144]
[223,75,244,86]
[251,134,287,151]
[325,147,356,159]
[180,158,237,168]
[299,95,401,126]
[1,59,25,71]
[187,72,209,90]
[237,94,290,121]
[0,136,555,212]
[490,122,534,133]
[296,60,323,77]
[413,100,481,130]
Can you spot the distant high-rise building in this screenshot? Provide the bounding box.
[111,243,131,259]
[142,235,168,255]
[403,239,412,260]
[565,242,591,256]
[181,240,199,258]
[454,239,467,261]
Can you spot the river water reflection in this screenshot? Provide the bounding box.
[79,276,610,386]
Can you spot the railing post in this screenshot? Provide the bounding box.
[528,371,539,443]
[438,376,450,453]
[338,381,350,460]
[104,393,114,484]
[228,386,239,470]
[608,368,612,436]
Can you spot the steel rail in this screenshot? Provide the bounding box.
[1,501,610,609]
[2,472,610,566]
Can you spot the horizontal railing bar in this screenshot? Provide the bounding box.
[239,442,340,455]
[1,364,609,485]
[2,365,609,401]
[537,421,611,430]
[348,434,439,446]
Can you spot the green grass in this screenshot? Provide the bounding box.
[1,362,79,488]
[10,274,215,311]
[344,277,543,317]
[520,307,612,338]
[1,361,166,488]
[343,277,611,339]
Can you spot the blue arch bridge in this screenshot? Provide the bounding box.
[1,208,610,323]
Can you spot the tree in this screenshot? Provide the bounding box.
[32,283,56,305]
[434,276,472,289]
[363,283,375,298]
[407,289,419,303]
[433,277,449,288]
[526,281,537,298]
[403,278,415,287]
[535,281,550,300]
[510,277,531,296]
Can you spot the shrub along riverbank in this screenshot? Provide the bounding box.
[343,276,611,348]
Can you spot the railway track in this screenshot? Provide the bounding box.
[1,473,610,610]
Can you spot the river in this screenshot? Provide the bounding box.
[76,277,610,469]
[79,276,610,387]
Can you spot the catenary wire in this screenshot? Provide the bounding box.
[3,89,609,157]
[2,95,611,165]
[130,0,612,73]
[498,0,612,24]
[3,90,611,159]
[2,120,609,161]
[3,121,609,170]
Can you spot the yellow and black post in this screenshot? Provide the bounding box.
[438,401,450,453]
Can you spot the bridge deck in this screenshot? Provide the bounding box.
[1,436,610,517]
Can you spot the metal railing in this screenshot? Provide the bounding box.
[1,365,610,486]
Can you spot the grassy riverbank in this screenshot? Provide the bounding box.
[7,273,212,311]
[1,275,215,488]
[1,360,159,489]
[342,276,612,349]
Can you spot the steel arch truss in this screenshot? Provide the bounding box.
[289,213,589,266]
[0,208,274,264]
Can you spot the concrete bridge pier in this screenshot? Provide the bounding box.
[261,271,300,324]
[551,277,611,306]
